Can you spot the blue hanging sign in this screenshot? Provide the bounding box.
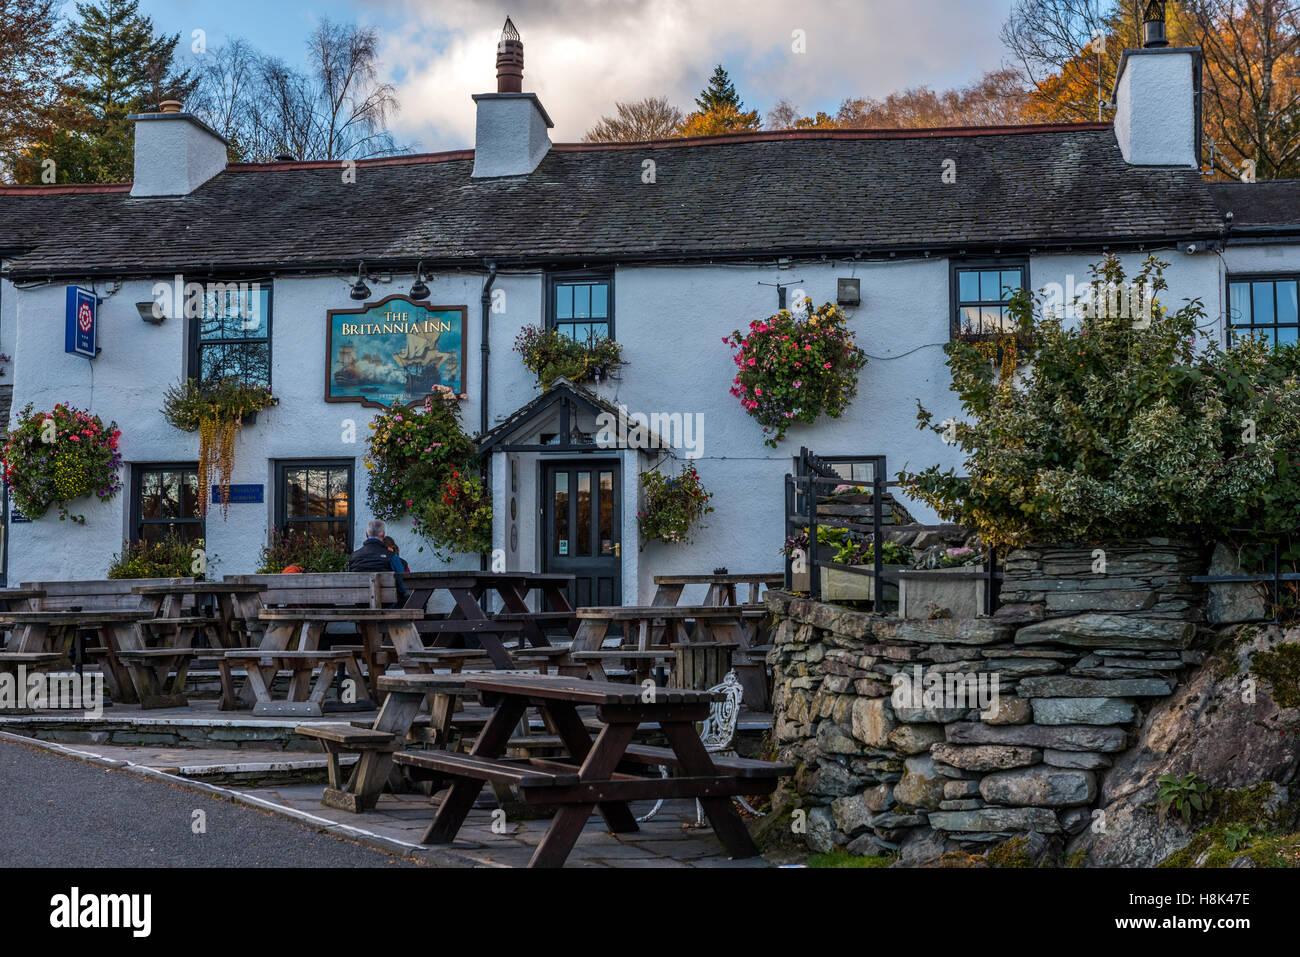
[65,286,98,359]
[213,484,264,505]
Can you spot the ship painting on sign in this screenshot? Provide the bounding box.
[326,299,467,407]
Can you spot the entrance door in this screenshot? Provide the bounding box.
[542,461,621,607]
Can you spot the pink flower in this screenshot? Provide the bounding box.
[747,358,756,367]
[823,362,832,369]
[754,388,763,397]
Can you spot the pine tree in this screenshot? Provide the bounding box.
[14,0,196,183]
[680,64,761,136]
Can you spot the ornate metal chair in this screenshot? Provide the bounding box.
[636,669,765,824]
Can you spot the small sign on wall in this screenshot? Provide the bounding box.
[65,286,99,359]
[213,484,264,504]
[10,508,31,524]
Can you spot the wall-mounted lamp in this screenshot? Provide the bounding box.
[350,261,372,301]
[409,260,430,300]
[837,278,861,307]
[136,301,166,324]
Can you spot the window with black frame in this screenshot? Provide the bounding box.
[276,462,353,546]
[133,465,204,543]
[1228,277,1300,347]
[193,281,271,388]
[952,264,1027,339]
[549,274,612,343]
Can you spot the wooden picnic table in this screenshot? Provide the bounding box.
[651,573,784,607]
[0,609,160,706]
[132,582,267,650]
[0,588,45,614]
[219,607,425,714]
[398,673,792,867]
[400,571,577,670]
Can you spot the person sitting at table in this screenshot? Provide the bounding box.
[384,536,411,574]
[349,519,409,602]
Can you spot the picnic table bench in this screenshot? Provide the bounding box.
[218,607,424,713]
[0,609,161,704]
[398,673,793,867]
[132,582,267,650]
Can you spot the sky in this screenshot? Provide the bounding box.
[122,0,1020,152]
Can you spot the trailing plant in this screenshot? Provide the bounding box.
[725,302,867,448]
[162,377,277,518]
[901,255,1300,553]
[920,546,984,569]
[1157,773,1212,826]
[514,325,625,389]
[1,404,123,524]
[108,536,208,579]
[256,527,349,573]
[364,387,491,560]
[638,462,713,547]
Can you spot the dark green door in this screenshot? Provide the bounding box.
[542,461,621,607]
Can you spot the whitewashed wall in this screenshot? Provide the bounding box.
[0,242,1261,596]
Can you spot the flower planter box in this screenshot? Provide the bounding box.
[899,566,988,620]
[823,564,906,603]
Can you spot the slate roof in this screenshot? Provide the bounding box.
[1207,180,1300,230]
[0,185,132,257]
[2,125,1228,279]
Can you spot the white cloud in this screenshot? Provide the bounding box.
[371,0,1016,151]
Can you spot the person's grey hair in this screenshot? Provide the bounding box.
[366,519,386,539]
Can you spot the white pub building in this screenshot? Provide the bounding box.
[1,17,1298,602]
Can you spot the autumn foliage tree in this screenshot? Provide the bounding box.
[0,0,71,181]
[583,96,684,143]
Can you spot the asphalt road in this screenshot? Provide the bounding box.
[0,738,425,868]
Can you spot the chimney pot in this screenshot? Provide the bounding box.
[496,16,524,93]
[159,99,183,114]
[1142,0,1169,48]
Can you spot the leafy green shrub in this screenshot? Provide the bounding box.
[108,537,207,579]
[831,538,914,566]
[725,303,867,447]
[1157,773,1212,825]
[364,389,491,560]
[2,404,123,524]
[639,463,713,547]
[256,528,349,573]
[514,325,625,389]
[902,256,1300,552]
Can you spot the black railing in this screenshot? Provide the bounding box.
[783,447,1003,615]
[1190,538,1300,625]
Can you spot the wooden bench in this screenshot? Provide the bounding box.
[220,650,354,716]
[296,723,402,802]
[112,648,202,709]
[570,649,676,682]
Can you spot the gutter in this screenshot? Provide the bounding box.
[0,234,1231,284]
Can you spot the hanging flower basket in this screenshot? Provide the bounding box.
[639,463,713,547]
[161,377,278,517]
[724,302,867,447]
[363,386,492,560]
[514,325,625,389]
[1,404,123,525]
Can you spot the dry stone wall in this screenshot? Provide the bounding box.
[767,538,1246,862]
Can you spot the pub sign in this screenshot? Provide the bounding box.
[325,296,466,409]
[65,286,98,359]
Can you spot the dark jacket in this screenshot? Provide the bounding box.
[348,538,394,572]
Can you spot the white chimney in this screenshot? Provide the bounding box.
[1111,47,1202,169]
[128,101,229,197]
[472,18,553,179]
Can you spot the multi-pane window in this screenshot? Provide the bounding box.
[277,462,352,546]
[1228,277,1300,347]
[133,466,204,544]
[194,281,271,388]
[953,264,1027,339]
[549,275,612,343]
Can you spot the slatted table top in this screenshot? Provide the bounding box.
[0,588,46,600]
[257,608,425,622]
[652,574,783,585]
[132,583,268,595]
[0,610,154,624]
[402,571,575,586]
[575,605,759,620]
[462,673,719,706]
